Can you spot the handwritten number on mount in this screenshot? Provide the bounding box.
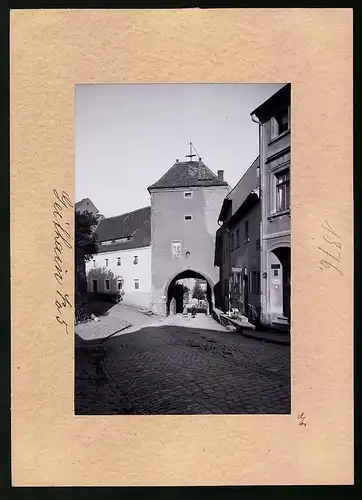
[318,221,343,276]
[297,413,307,427]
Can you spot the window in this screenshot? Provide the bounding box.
[105,279,110,291]
[271,108,289,139]
[184,215,193,221]
[117,279,123,290]
[244,221,249,243]
[275,169,290,212]
[184,191,193,198]
[231,233,234,251]
[134,279,139,290]
[256,238,261,250]
[133,255,138,265]
[105,258,108,267]
[236,228,240,247]
[93,259,96,267]
[117,257,121,266]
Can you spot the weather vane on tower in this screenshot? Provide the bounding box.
[185,142,201,162]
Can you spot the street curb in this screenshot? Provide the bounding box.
[100,322,133,343]
[238,330,290,346]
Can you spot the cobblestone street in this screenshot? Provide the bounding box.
[75,321,290,415]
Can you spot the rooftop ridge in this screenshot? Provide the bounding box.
[226,156,259,198]
[100,205,151,221]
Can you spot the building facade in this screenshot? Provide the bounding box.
[85,206,152,309]
[251,84,291,328]
[148,157,230,316]
[215,157,261,324]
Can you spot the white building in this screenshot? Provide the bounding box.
[85,206,152,309]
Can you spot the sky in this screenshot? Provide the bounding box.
[75,83,284,218]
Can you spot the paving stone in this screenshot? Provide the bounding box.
[75,324,290,415]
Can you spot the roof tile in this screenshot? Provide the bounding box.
[95,206,151,253]
[148,160,229,190]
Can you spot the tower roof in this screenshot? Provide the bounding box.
[148,160,229,191]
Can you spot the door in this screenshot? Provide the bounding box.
[282,252,291,320]
[92,279,98,293]
[243,274,249,316]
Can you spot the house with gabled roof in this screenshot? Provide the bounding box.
[75,198,100,217]
[215,156,261,323]
[85,206,152,309]
[148,146,230,316]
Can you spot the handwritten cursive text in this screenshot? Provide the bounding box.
[53,189,73,334]
[318,220,343,276]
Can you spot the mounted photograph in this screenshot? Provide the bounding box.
[74,83,291,415]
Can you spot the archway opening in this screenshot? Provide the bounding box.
[271,246,291,321]
[166,270,213,316]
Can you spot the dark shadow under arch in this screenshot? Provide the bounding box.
[166,270,213,316]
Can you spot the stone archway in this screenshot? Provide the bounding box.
[164,269,215,316]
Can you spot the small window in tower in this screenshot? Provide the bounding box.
[184,215,193,221]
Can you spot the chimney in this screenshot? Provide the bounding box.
[217,170,224,181]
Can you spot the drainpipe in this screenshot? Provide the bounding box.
[251,112,264,324]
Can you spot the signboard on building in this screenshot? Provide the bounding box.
[172,241,182,258]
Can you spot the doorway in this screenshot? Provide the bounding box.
[92,279,98,293]
[272,247,291,321]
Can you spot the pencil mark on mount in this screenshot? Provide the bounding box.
[53,189,73,334]
[318,220,343,276]
[297,412,307,427]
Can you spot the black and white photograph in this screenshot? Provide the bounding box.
[74,83,291,415]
